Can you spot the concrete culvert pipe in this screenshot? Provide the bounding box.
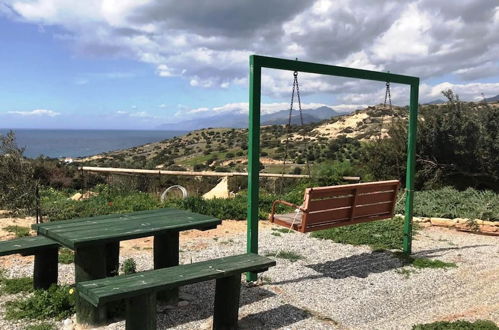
[160,185,188,201]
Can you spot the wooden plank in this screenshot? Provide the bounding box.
[0,236,59,256]
[80,166,309,178]
[306,207,352,224]
[304,214,393,232]
[307,180,399,199]
[56,217,220,249]
[36,209,220,249]
[77,254,275,306]
[354,201,393,217]
[307,191,395,211]
[41,210,198,236]
[307,196,354,211]
[34,208,186,233]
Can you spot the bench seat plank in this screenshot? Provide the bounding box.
[0,236,59,256]
[77,253,275,307]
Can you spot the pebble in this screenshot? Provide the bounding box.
[0,225,497,329]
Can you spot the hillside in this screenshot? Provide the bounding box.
[77,101,497,175]
[157,106,340,130]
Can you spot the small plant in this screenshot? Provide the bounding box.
[312,216,414,251]
[58,248,74,264]
[393,252,457,277]
[4,225,30,238]
[0,277,33,294]
[412,320,498,330]
[121,258,137,275]
[411,258,457,269]
[5,285,75,320]
[271,232,281,237]
[271,227,295,234]
[266,251,305,262]
[24,322,56,330]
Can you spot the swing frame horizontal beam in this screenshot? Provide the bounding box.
[247,55,419,281]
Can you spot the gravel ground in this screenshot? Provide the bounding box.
[0,223,497,330]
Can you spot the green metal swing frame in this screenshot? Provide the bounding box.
[246,55,419,281]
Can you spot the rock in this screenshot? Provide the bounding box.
[178,300,189,307]
[62,318,74,330]
[70,193,82,201]
[430,218,455,227]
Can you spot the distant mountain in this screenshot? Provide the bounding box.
[424,99,446,105]
[484,94,499,102]
[158,106,340,130]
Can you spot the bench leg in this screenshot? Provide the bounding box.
[154,231,179,304]
[213,274,241,330]
[126,293,156,330]
[33,247,58,290]
[75,245,107,325]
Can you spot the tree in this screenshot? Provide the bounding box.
[0,131,36,215]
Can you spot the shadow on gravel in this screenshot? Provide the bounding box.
[158,280,276,328]
[272,244,491,285]
[411,244,492,259]
[238,303,312,329]
[307,250,403,279]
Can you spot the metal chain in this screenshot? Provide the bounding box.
[282,70,311,181]
[384,81,392,110]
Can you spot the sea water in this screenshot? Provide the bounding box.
[0,129,187,159]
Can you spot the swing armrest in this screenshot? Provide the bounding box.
[269,200,306,222]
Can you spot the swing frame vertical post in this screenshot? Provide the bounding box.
[246,55,419,281]
[403,81,419,254]
[246,56,261,281]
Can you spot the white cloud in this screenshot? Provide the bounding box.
[3,0,498,107]
[8,109,60,117]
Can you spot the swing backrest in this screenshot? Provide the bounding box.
[301,180,400,232]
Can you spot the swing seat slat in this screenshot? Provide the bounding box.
[270,180,400,233]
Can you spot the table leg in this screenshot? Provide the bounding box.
[33,247,58,290]
[154,231,179,304]
[105,242,120,277]
[75,244,107,325]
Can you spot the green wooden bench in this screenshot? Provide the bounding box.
[77,253,276,330]
[0,236,59,289]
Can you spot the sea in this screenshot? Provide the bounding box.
[0,129,187,159]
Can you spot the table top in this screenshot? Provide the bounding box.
[33,208,221,249]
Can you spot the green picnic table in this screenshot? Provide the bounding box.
[32,208,221,324]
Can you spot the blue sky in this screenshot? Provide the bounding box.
[0,0,498,129]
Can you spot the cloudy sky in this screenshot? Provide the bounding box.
[0,0,498,129]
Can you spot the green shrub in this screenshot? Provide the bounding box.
[266,251,304,262]
[4,225,31,238]
[396,187,498,221]
[0,277,33,295]
[41,186,160,221]
[121,258,137,275]
[5,285,75,320]
[312,216,411,251]
[58,248,74,264]
[24,323,56,330]
[412,320,498,330]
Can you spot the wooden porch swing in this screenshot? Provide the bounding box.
[269,180,400,233]
[270,71,400,233]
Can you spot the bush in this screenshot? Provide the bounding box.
[0,277,33,295]
[395,187,498,221]
[25,323,56,330]
[5,285,75,320]
[311,216,410,251]
[121,258,137,275]
[4,225,31,238]
[412,320,498,330]
[0,131,36,216]
[58,248,74,264]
